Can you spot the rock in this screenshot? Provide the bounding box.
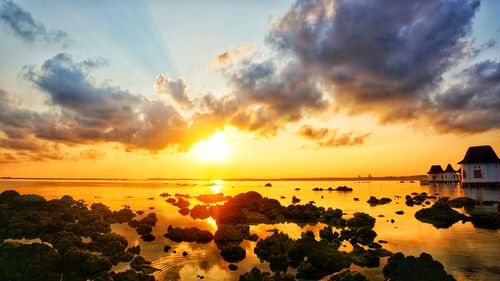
[136,210,144,215]
[136,224,153,236]
[367,196,392,206]
[0,190,19,202]
[164,226,213,243]
[469,214,500,230]
[335,186,353,191]
[0,242,61,280]
[239,267,295,281]
[196,193,231,203]
[228,263,238,271]
[127,245,141,255]
[166,198,176,204]
[214,224,250,248]
[395,211,404,215]
[292,196,301,204]
[141,233,155,242]
[178,208,190,216]
[354,198,359,201]
[220,244,246,262]
[163,245,171,252]
[111,269,155,281]
[347,212,376,229]
[190,205,210,220]
[182,251,188,256]
[383,252,456,281]
[348,245,380,267]
[172,198,190,208]
[449,197,478,208]
[329,270,370,281]
[415,199,467,228]
[265,183,272,187]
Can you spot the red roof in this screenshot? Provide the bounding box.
[457,145,500,164]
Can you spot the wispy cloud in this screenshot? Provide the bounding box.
[0,0,70,47]
[297,124,370,147]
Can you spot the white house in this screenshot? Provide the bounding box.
[442,164,460,183]
[458,145,500,186]
[427,165,444,182]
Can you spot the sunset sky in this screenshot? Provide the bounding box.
[0,0,499,179]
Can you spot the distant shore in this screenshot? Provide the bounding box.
[0,175,427,181]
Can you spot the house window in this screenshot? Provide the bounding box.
[473,170,482,178]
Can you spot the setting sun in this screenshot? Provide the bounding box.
[190,132,230,163]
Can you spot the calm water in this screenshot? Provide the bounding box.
[0,179,499,281]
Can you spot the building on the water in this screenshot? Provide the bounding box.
[427,165,444,182]
[458,145,500,187]
[426,145,500,186]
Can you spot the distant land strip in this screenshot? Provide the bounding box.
[0,175,427,181]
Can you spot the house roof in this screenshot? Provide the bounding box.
[457,145,500,164]
[427,165,444,174]
[444,164,458,173]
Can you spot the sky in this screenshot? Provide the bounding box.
[0,0,499,179]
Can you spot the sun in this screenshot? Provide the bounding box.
[191,132,230,163]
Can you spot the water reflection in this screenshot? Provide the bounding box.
[0,179,498,281]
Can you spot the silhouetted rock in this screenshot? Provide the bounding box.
[265,183,272,187]
[239,267,295,281]
[190,205,210,220]
[127,245,141,255]
[178,207,190,216]
[292,196,301,204]
[163,245,171,252]
[141,233,155,242]
[173,198,190,208]
[228,263,238,271]
[164,225,213,243]
[449,197,478,208]
[383,252,456,281]
[214,224,250,248]
[196,193,232,203]
[367,196,392,206]
[136,224,153,236]
[329,270,370,281]
[0,190,19,202]
[395,211,404,215]
[183,251,188,256]
[415,199,467,228]
[0,242,61,280]
[111,269,155,281]
[220,244,246,262]
[335,186,353,191]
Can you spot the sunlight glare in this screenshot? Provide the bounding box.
[191,132,230,163]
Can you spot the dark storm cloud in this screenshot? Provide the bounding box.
[265,0,480,122]
[297,124,370,147]
[0,0,70,46]
[20,53,189,151]
[430,60,500,133]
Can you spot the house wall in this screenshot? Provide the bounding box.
[428,173,444,182]
[442,172,459,182]
[461,163,500,183]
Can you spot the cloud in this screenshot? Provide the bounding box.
[265,0,480,123]
[155,74,192,108]
[79,149,105,161]
[430,60,500,133]
[297,124,370,147]
[0,0,70,47]
[20,53,189,151]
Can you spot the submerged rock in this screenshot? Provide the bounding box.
[383,252,456,281]
[449,197,478,208]
[239,267,295,281]
[329,270,370,281]
[196,193,232,204]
